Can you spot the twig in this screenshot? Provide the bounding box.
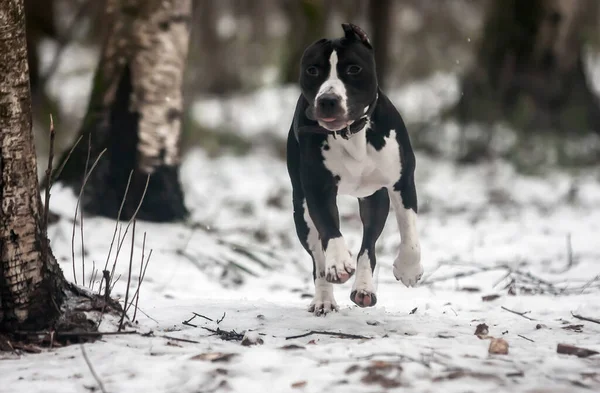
[108,173,150,288]
[571,312,600,325]
[518,334,534,343]
[80,345,107,393]
[501,306,536,321]
[285,330,370,340]
[160,335,201,344]
[566,233,573,270]
[193,313,214,322]
[102,270,110,303]
[42,114,55,266]
[99,171,133,295]
[127,233,151,322]
[118,219,136,331]
[80,133,93,286]
[71,147,107,284]
[216,312,226,324]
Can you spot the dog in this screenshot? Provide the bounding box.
[286,23,423,316]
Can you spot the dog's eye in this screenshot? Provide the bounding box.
[347,65,362,75]
[306,66,319,76]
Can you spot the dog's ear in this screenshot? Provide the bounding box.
[341,23,372,49]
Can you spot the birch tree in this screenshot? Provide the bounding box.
[52,0,192,222]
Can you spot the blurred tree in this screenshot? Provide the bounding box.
[52,0,192,222]
[1,0,65,331]
[454,0,600,142]
[368,0,391,89]
[281,0,330,84]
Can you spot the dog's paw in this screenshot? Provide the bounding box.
[350,253,377,307]
[324,237,355,284]
[308,293,339,316]
[393,243,423,287]
[350,289,377,307]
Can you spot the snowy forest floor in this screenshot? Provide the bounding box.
[2,62,600,392]
[1,144,600,393]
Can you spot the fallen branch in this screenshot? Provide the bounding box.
[501,306,536,321]
[201,327,245,341]
[80,345,108,393]
[571,312,600,325]
[285,330,370,340]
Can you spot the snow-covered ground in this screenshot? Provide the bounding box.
[2,143,600,393]
[4,44,600,391]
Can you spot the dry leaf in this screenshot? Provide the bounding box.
[191,352,237,362]
[557,343,599,358]
[291,381,307,388]
[482,294,501,302]
[279,344,305,350]
[345,365,360,374]
[409,307,418,315]
[474,323,489,338]
[489,338,509,355]
[307,339,317,345]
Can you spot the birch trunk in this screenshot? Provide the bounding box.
[53,0,191,222]
[0,0,65,331]
[454,0,600,138]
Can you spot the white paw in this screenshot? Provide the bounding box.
[351,253,377,307]
[308,282,338,316]
[324,237,355,284]
[393,243,423,287]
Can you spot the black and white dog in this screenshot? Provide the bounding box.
[286,23,423,316]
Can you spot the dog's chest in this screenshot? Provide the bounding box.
[322,129,402,198]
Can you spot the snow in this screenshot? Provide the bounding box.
[3,80,600,392]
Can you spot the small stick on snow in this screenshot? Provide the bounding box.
[285,331,370,340]
[160,335,201,344]
[517,334,534,343]
[192,313,214,322]
[501,306,536,321]
[571,312,600,325]
[216,312,226,324]
[80,345,108,393]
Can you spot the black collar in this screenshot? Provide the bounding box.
[299,93,378,140]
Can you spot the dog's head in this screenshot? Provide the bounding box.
[300,23,377,132]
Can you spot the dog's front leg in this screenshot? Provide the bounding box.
[388,174,423,287]
[303,183,356,284]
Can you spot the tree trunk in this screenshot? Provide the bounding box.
[454,0,600,137]
[281,0,330,84]
[52,0,191,222]
[0,0,65,331]
[368,0,391,89]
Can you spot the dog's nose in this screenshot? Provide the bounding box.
[317,94,340,114]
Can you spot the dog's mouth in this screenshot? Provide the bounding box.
[317,116,353,131]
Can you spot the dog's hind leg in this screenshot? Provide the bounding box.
[351,188,389,307]
[388,172,423,287]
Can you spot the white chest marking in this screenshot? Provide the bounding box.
[322,128,402,198]
[315,50,348,115]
